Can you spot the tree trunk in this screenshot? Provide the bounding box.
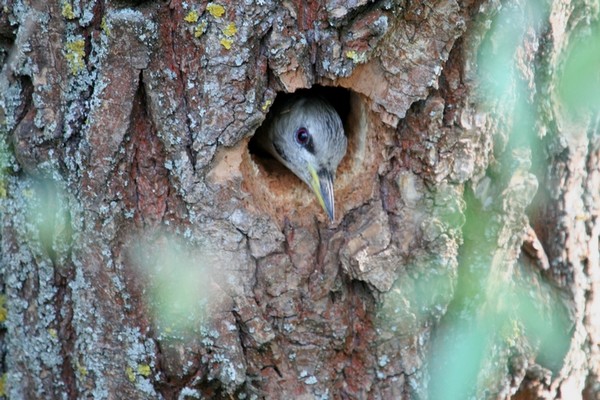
[1,0,598,399]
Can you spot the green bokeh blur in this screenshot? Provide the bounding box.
[132,235,216,340]
[426,2,581,399]
[559,23,600,114]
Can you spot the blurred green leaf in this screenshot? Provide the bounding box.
[132,235,218,340]
[559,24,600,113]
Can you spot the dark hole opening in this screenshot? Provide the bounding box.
[244,85,370,222]
[248,85,352,159]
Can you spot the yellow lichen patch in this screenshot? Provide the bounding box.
[194,21,208,38]
[137,364,151,377]
[100,16,111,36]
[61,2,75,19]
[220,38,233,50]
[125,367,136,383]
[0,295,6,323]
[184,10,199,23]
[65,38,86,74]
[0,373,6,397]
[261,99,272,112]
[207,3,225,18]
[77,363,88,378]
[222,22,237,37]
[345,49,367,63]
[48,328,58,338]
[0,182,6,198]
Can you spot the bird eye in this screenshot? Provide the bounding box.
[295,127,310,146]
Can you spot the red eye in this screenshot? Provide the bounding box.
[295,127,310,145]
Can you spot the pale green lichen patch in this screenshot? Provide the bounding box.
[125,366,136,383]
[61,1,76,19]
[346,49,367,63]
[184,10,199,23]
[0,137,9,198]
[0,373,6,396]
[206,3,225,18]
[0,295,6,323]
[65,38,86,74]
[22,188,33,198]
[125,364,151,382]
[100,16,111,36]
[76,362,88,378]
[194,20,208,38]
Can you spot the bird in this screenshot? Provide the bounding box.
[255,95,347,221]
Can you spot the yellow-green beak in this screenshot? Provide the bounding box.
[308,165,335,221]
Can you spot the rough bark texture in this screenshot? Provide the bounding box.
[0,0,598,399]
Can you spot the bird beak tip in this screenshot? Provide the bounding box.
[322,198,335,222]
[309,166,336,222]
[327,208,335,222]
[317,189,335,223]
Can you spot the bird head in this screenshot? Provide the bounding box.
[262,96,347,221]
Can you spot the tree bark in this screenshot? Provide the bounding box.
[0,0,598,399]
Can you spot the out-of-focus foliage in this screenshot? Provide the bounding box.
[18,179,73,270]
[131,234,221,340]
[559,22,600,114]
[429,264,570,400]
[425,2,577,399]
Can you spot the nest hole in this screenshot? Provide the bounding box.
[245,85,369,223]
